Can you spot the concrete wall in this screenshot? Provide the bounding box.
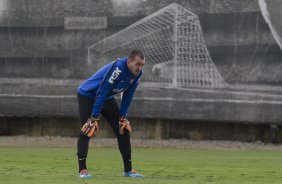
[0,0,279,83]
[0,117,280,143]
[1,0,282,139]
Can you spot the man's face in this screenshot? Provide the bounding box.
[127,56,145,77]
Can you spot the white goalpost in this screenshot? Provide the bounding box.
[88,3,227,88]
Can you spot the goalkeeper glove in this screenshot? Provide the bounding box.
[81,116,99,137]
[119,117,132,135]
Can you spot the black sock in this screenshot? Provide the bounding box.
[78,158,87,172]
[77,132,90,173]
[118,134,132,172]
[123,158,132,172]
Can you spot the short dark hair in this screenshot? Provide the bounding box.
[128,50,144,60]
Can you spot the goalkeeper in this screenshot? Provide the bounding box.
[76,50,145,179]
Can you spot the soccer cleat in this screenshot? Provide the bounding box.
[78,169,93,179]
[124,169,144,178]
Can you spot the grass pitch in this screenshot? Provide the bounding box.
[1,147,282,184]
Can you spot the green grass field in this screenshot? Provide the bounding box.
[1,147,282,184]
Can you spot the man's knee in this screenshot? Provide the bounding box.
[117,130,130,140]
[79,132,91,141]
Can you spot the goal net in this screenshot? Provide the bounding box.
[88,3,227,88]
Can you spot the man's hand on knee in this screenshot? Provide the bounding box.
[119,117,132,135]
[81,116,99,137]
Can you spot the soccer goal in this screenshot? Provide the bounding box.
[88,3,227,88]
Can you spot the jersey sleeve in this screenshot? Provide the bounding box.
[92,65,122,118]
[119,71,143,117]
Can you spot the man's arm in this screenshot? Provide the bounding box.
[92,65,121,118]
[119,71,143,117]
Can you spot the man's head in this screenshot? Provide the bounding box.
[127,50,145,77]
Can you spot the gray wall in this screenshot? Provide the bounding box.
[1,0,282,127]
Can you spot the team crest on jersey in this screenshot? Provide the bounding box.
[108,67,121,84]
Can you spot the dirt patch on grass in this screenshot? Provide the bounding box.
[1,136,282,151]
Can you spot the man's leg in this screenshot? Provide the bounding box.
[77,93,93,173]
[101,98,132,172]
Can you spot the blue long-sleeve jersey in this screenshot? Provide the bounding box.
[78,57,142,118]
